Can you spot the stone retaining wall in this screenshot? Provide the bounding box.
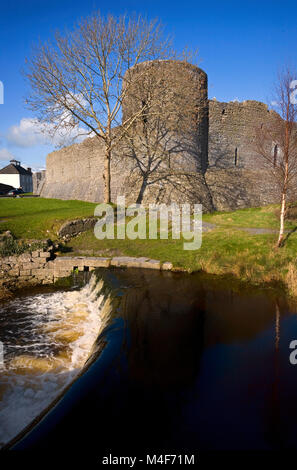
[57,218,98,239]
[0,248,55,287]
[0,251,174,293]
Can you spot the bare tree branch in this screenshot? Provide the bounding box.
[254,66,297,247]
[24,11,187,202]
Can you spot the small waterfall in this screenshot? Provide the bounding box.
[0,274,110,448]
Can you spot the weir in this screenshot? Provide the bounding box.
[0,273,116,448]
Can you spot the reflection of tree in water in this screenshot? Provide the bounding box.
[265,299,283,449]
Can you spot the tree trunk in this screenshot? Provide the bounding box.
[104,144,111,203]
[277,120,289,248]
[277,191,286,247]
[136,175,148,204]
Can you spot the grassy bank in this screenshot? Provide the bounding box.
[1,197,297,296]
[68,227,297,293]
[0,198,97,239]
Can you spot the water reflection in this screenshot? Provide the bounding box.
[114,270,294,451]
[7,269,297,454]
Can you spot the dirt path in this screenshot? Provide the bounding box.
[202,222,292,235]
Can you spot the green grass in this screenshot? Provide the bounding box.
[67,225,297,280]
[1,197,294,239]
[1,197,297,296]
[0,197,97,239]
[64,204,297,297]
[203,204,295,229]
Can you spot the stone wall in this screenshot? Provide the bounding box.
[57,217,98,239]
[41,106,283,212]
[41,61,212,206]
[0,251,174,298]
[205,168,281,211]
[122,60,209,173]
[208,99,277,170]
[32,170,46,195]
[40,60,291,212]
[41,137,108,202]
[0,247,55,288]
[41,135,214,209]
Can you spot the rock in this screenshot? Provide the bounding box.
[8,268,20,276]
[84,257,111,268]
[31,268,45,276]
[0,264,11,272]
[18,253,31,262]
[161,262,173,271]
[57,218,97,239]
[0,251,171,297]
[110,256,160,270]
[54,269,72,278]
[0,286,13,301]
[0,230,13,240]
[19,270,32,276]
[142,259,161,270]
[111,256,144,268]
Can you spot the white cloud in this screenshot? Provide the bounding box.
[30,166,46,173]
[6,118,46,148]
[271,100,278,106]
[0,148,14,161]
[6,117,90,148]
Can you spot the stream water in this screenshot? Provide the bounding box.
[1,269,297,456]
[0,275,105,447]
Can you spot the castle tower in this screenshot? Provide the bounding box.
[122,60,209,173]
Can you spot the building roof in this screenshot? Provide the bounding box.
[0,160,32,176]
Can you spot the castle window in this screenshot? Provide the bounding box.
[273,145,278,167]
[234,147,238,166]
[222,109,225,115]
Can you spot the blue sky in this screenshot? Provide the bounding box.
[0,0,296,170]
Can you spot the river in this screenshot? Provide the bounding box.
[1,268,297,460]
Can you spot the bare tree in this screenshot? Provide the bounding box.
[255,67,297,247]
[24,12,177,203]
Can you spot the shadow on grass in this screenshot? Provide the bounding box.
[57,244,73,254]
[281,226,297,246]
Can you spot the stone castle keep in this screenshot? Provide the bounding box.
[38,60,282,211]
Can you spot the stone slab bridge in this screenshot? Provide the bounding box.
[0,248,174,291]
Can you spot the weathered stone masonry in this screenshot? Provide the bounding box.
[0,250,174,292]
[40,60,289,211]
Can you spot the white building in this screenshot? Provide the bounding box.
[0,160,33,192]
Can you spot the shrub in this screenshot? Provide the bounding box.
[0,237,45,257]
[286,262,297,297]
[0,238,30,257]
